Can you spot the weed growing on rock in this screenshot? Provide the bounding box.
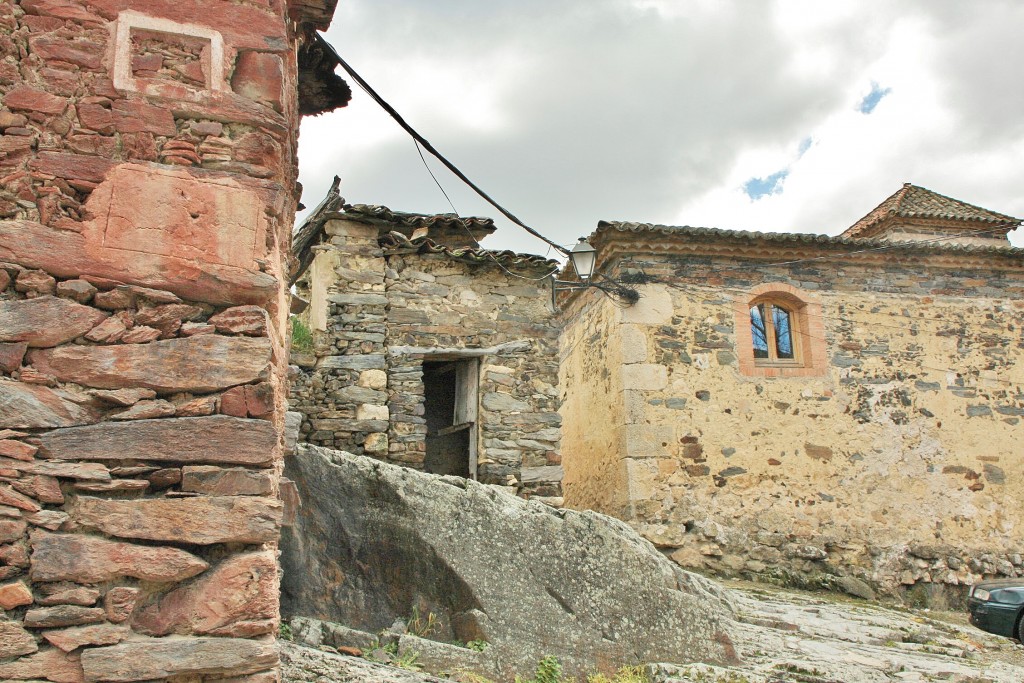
[586,665,649,683]
[408,605,438,638]
[392,649,422,672]
[516,655,569,683]
[775,662,826,677]
[451,673,498,683]
[364,641,423,672]
[290,316,313,352]
[674,670,753,683]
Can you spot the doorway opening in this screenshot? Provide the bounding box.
[422,358,479,479]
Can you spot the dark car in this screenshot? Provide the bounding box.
[968,579,1024,640]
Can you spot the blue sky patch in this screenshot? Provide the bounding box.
[744,169,789,200]
[858,82,892,114]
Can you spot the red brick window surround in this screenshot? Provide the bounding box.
[733,283,827,378]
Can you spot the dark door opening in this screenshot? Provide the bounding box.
[423,359,478,478]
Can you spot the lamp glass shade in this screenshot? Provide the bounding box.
[570,239,597,280]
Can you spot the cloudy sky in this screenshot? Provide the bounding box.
[298,0,1024,256]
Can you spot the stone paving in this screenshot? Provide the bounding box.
[282,581,1024,683]
[657,581,1024,683]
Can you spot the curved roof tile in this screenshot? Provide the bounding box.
[345,204,496,234]
[842,183,1021,239]
[379,232,558,271]
[595,220,1024,257]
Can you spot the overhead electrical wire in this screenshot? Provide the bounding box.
[618,269,1017,334]
[319,36,1022,319]
[411,140,561,283]
[322,36,1021,276]
[321,38,571,258]
[656,279,1021,387]
[412,140,461,221]
[757,224,1020,267]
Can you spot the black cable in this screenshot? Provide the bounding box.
[319,36,571,258]
[759,224,1019,267]
[657,279,1021,387]
[411,139,561,282]
[413,140,460,217]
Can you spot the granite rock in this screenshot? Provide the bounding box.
[281,445,738,680]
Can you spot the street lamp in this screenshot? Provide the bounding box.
[550,237,640,309]
[551,237,598,308]
[568,237,596,280]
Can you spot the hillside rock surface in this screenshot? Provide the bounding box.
[280,445,738,680]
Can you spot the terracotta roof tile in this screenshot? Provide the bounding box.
[344,204,496,235]
[379,232,558,272]
[842,183,1021,239]
[595,220,1024,257]
[291,179,555,283]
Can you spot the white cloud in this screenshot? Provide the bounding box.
[298,0,1024,251]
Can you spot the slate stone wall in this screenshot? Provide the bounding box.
[290,218,564,500]
[562,246,1024,597]
[0,0,310,679]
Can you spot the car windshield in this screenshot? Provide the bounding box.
[993,590,1024,605]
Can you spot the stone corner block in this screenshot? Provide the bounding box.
[623,424,673,458]
[620,284,673,325]
[621,363,668,392]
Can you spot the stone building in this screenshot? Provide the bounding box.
[560,184,1024,596]
[290,180,565,500]
[0,0,346,679]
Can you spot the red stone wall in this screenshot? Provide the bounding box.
[0,0,305,680]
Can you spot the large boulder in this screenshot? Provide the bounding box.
[280,445,739,680]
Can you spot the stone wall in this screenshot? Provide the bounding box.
[561,244,1024,596]
[0,0,319,679]
[290,217,564,500]
[558,293,628,514]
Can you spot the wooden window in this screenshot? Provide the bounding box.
[733,283,826,378]
[750,301,799,365]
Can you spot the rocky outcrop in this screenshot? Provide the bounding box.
[281,640,447,683]
[281,445,739,681]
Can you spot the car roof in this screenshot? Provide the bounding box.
[973,578,1024,591]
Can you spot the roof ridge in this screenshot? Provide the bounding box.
[593,220,1024,257]
[842,183,1020,239]
[378,231,558,269]
[345,203,496,228]
[896,183,1019,222]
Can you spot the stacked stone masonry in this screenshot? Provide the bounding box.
[560,233,1024,597]
[291,216,565,501]
[0,0,333,679]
